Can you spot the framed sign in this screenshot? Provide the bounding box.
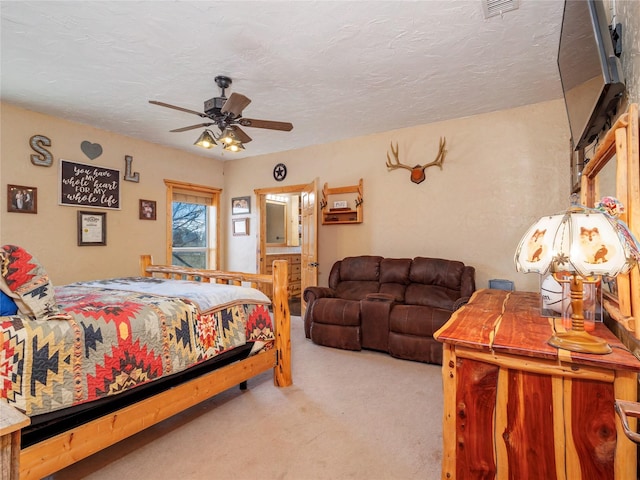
[231,196,250,215]
[139,199,156,220]
[232,218,249,236]
[60,159,120,209]
[7,184,37,214]
[77,211,107,246]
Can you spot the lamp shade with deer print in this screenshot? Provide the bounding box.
[514,198,640,354]
[514,203,639,278]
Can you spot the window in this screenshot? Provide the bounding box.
[164,180,221,269]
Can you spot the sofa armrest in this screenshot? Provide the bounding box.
[303,287,335,339]
[303,286,335,304]
[453,296,471,311]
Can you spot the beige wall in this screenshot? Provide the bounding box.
[0,102,224,284]
[0,100,575,293]
[223,99,571,292]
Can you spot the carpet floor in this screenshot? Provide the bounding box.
[51,317,444,480]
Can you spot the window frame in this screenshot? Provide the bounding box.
[164,179,221,270]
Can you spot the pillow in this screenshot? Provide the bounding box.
[0,290,18,315]
[0,245,71,320]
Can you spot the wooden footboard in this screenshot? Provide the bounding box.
[14,257,292,480]
[139,255,292,388]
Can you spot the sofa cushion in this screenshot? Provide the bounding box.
[338,256,382,281]
[378,258,410,302]
[409,257,465,291]
[404,284,458,310]
[379,258,411,284]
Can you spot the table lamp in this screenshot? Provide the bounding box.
[514,197,640,354]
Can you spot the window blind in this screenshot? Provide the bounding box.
[172,189,213,206]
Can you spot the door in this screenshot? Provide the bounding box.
[300,179,318,315]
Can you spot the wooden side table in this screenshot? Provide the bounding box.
[1,401,30,480]
[434,289,640,480]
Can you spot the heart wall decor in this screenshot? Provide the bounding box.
[81,141,103,160]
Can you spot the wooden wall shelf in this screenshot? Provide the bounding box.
[321,179,363,225]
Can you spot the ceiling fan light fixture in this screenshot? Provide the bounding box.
[224,142,245,152]
[150,75,293,154]
[219,127,238,145]
[194,129,217,149]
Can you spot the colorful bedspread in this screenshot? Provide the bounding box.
[1,278,274,416]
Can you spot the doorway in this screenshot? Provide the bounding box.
[255,179,318,316]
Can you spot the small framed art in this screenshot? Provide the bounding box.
[139,199,157,220]
[78,211,107,246]
[232,196,251,215]
[232,218,249,236]
[7,184,37,214]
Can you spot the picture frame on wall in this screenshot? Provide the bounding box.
[77,211,107,246]
[139,199,157,220]
[231,196,251,215]
[7,184,37,214]
[232,218,249,236]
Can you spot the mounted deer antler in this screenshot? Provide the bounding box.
[386,137,447,184]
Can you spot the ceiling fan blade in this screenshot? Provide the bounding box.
[232,126,253,144]
[221,93,251,118]
[149,100,207,118]
[239,118,294,131]
[170,123,214,133]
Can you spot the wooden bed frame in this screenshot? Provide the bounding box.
[4,256,291,480]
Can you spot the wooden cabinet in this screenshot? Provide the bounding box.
[266,253,301,298]
[434,289,640,480]
[321,179,363,224]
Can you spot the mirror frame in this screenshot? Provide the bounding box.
[580,103,639,336]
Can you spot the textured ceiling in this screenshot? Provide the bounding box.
[0,1,566,161]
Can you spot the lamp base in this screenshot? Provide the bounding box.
[548,329,612,355]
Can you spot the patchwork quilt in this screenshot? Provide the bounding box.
[1,278,274,417]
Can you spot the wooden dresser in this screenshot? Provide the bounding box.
[266,253,301,298]
[434,289,640,480]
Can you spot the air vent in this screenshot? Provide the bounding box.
[482,0,519,18]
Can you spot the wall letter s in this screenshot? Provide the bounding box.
[30,135,53,166]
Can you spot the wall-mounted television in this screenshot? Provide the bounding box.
[558,0,625,151]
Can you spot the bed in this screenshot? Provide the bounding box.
[0,246,291,479]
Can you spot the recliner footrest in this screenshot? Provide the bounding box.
[309,298,361,350]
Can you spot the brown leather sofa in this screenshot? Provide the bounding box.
[303,255,476,364]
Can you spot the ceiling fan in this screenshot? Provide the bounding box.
[149,75,293,150]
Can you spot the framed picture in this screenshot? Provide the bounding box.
[139,199,157,220]
[77,211,107,246]
[59,159,120,209]
[232,218,249,236]
[7,184,37,214]
[231,196,251,215]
